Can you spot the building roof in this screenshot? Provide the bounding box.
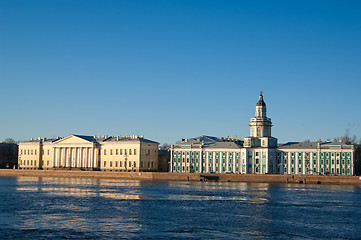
[102,136,159,144]
[278,141,354,150]
[19,134,159,145]
[173,135,243,150]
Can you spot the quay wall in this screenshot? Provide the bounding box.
[0,169,361,185]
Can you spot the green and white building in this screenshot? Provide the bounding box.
[277,141,354,176]
[170,92,356,175]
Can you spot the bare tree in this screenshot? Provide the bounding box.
[4,138,15,144]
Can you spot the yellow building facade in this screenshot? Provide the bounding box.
[18,134,159,172]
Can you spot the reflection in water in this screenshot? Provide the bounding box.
[0,177,359,239]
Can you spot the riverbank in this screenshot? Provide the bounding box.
[0,169,361,185]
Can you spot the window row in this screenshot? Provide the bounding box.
[20,149,37,155]
[20,160,37,166]
[102,161,154,168]
[284,159,351,165]
[284,152,351,158]
[103,149,137,156]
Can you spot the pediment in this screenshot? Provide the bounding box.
[53,135,96,145]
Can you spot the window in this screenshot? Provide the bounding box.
[147,150,150,155]
[47,161,49,166]
[110,162,112,167]
[298,159,302,165]
[298,167,301,173]
[134,162,136,168]
[31,150,33,155]
[347,160,350,165]
[332,159,334,164]
[120,149,123,155]
[284,159,287,164]
[256,152,259,156]
[291,167,294,173]
[148,162,150,168]
[104,161,106,167]
[342,160,345,165]
[48,150,50,155]
[291,159,294,165]
[313,153,317,157]
[120,161,122,167]
[116,161,118,167]
[134,149,136,155]
[298,153,302,157]
[331,153,335,157]
[125,149,127,155]
[313,159,316,165]
[129,161,131,167]
[129,149,132,155]
[337,159,339,164]
[31,160,33,165]
[255,159,259,164]
[104,150,106,155]
[110,149,113,155]
[116,149,118,155]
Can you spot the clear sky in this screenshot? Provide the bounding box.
[1,0,360,144]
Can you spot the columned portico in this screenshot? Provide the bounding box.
[51,135,99,169]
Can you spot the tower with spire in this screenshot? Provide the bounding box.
[243,92,278,174]
[244,92,277,148]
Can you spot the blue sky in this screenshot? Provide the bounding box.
[1,0,360,144]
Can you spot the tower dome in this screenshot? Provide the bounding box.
[256,91,266,107]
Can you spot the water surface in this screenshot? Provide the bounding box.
[0,177,360,239]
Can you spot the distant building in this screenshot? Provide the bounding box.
[158,149,170,172]
[18,134,159,172]
[0,143,18,169]
[170,93,356,175]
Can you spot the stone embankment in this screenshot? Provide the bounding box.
[0,169,361,185]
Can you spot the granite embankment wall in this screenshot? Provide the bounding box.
[0,169,361,185]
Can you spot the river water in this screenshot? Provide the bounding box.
[0,176,360,239]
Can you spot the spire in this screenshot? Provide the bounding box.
[256,91,266,106]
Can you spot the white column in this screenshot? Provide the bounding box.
[52,148,56,168]
[85,147,89,168]
[80,148,84,168]
[73,148,77,168]
[61,148,65,167]
[91,148,95,168]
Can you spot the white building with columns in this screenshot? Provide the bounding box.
[18,134,159,172]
